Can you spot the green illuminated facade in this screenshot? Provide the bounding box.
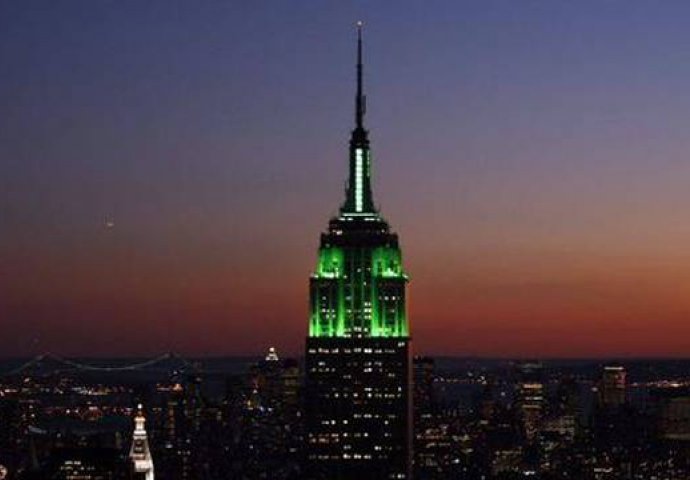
[310,243,408,338]
[308,27,409,340]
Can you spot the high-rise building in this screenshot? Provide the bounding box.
[599,365,627,408]
[129,404,154,480]
[412,357,449,479]
[650,387,690,441]
[516,362,544,442]
[413,356,435,418]
[304,24,412,480]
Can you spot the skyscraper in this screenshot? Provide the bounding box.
[517,362,545,442]
[599,365,627,408]
[129,404,154,480]
[304,24,412,480]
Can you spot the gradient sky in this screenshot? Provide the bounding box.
[3,1,690,357]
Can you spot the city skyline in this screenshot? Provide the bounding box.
[5,1,690,357]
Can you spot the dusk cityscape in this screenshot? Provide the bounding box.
[3,2,690,479]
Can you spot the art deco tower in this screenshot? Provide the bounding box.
[304,24,411,480]
[129,404,155,480]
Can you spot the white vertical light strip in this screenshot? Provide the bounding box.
[355,148,363,212]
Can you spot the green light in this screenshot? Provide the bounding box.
[316,247,344,279]
[355,148,364,212]
[309,245,408,339]
[372,247,405,279]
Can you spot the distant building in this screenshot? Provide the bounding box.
[413,357,453,479]
[232,348,302,479]
[517,362,544,442]
[413,356,436,417]
[265,347,280,362]
[154,377,200,480]
[250,347,300,410]
[129,405,154,480]
[304,24,411,480]
[599,365,626,408]
[541,375,579,446]
[650,387,690,441]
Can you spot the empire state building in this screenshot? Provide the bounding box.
[304,24,412,480]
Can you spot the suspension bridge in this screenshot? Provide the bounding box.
[0,352,197,377]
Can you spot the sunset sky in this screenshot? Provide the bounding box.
[4,1,690,357]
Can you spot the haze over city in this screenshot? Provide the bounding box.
[4,1,690,357]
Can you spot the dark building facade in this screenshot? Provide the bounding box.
[304,25,412,480]
[599,365,627,408]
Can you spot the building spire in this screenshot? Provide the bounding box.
[355,21,365,129]
[341,21,376,215]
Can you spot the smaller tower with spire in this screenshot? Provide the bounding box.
[129,404,155,480]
